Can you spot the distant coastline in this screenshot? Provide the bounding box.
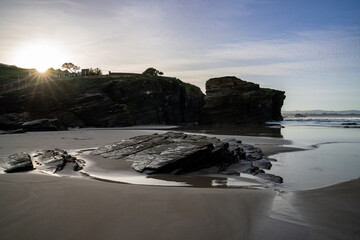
[282,110,360,117]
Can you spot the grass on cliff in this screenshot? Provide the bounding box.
[0,64,37,85]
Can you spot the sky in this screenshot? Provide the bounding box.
[0,0,359,111]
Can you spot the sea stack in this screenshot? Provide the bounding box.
[200,76,285,125]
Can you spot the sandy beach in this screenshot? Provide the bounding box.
[0,128,359,240]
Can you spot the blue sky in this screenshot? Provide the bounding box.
[0,0,359,110]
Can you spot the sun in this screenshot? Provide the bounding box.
[13,42,66,72]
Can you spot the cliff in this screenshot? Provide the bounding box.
[0,75,204,131]
[200,76,285,125]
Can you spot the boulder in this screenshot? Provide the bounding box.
[1,152,33,173]
[200,76,285,125]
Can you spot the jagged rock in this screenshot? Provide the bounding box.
[221,161,253,175]
[242,144,264,161]
[92,132,233,174]
[32,149,83,173]
[200,76,285,125]
[252,158,272,170]
[1,152,33,173]
[256,173,283,183]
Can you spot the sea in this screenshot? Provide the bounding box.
[269,115,360,190]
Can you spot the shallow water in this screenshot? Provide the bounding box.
[271,143,360,190]
[270,126,360,190]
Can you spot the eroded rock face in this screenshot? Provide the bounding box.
[0,152,33,173]
[0,76,205,131]
[200,76,285,125]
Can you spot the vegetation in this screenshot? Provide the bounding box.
[142,67,163,76]
[61,63,80,73]
[89,68,102,76]
[0,64,37,85]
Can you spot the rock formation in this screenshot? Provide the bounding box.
[32,149,84,173]
[0,75,204,131]
[91,132,282,182]
[91,132,232,174]
[200,76,285,125]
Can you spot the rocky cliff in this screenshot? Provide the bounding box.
[0,75,204,131]
[200,76,285,125]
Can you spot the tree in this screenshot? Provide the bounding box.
[62,63,80,73]
[142,67,163,76]
[89,67,102,76]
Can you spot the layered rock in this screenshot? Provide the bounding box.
[91,132,283,182]
[91,132,232,174]
[200,76,285,125]
[0,75,204,131]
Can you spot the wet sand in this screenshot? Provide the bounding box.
[0,173,359,240]
[0,173,274,240]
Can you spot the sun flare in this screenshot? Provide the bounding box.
[13,42,66,72]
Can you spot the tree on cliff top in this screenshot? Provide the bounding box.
[89,67,102,76]
[143,67,163,76]
[62,63,80,73]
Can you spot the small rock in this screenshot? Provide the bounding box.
[1,152,33,173]
[32,149,82,173]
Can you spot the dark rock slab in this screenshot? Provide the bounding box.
[1,152,33,173]
[91,132,282,183]
[92,132,232,174]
